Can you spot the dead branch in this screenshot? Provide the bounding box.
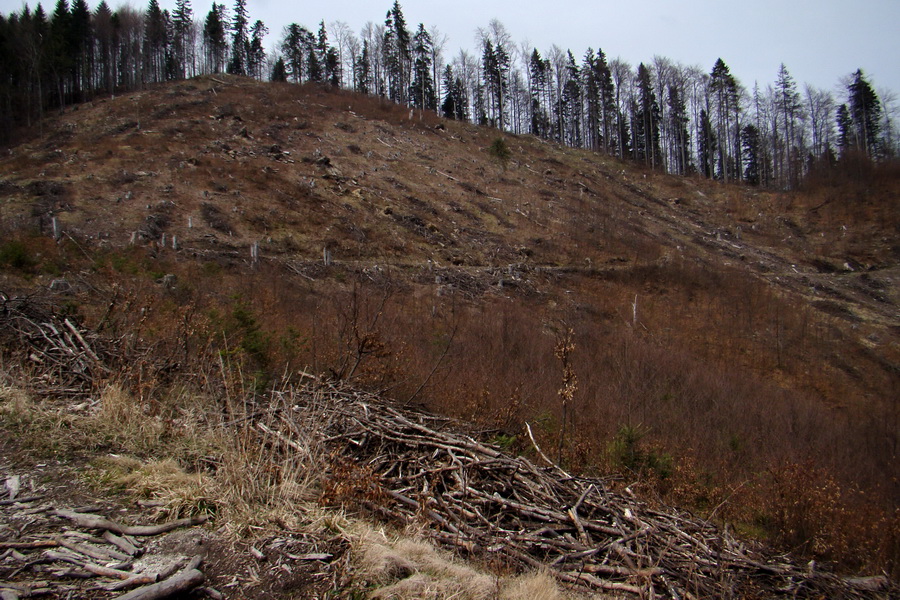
[111,568,204,600]
[52,510,208,536]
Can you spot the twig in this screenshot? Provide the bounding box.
[524,422,571,478]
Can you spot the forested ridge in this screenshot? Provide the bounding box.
[1,0,896,189]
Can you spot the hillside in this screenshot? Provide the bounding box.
[0,75,898,595]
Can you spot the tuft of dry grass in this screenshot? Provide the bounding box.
[354,526,596,600]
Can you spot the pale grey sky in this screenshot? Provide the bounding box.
[3,0,898,99]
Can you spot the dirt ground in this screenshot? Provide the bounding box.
[0,434,352,600]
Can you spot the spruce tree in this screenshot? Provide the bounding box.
[355,39,371,94]
[171,0,192,78]
[635,63,661,168]
[582,49,600,150]
[203,4,227,73]
[271,56,287,81]
[774,64,803,187]
[561,51,581,147]
[143,0,168,83]
[529,49,550,137]
[709,58,740,182]
[94,1,116,93]
[410,24,436,110]
[49,0,73,106]
[667,84,692,174]
[698,108,717,178]
[836,103,852,156]
[227,0,248,75]
[595,49,616,154]
[741,124,761,185]
[847,69,882,157]
[248,20,267,79]
[280,24,304,83]
[383,1,411,104]
[70,0,91,99]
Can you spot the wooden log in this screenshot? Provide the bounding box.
[105,574,157,592]
[55,536,131,562]
[102,531,142,557]
[43,550,135,580]
[111,568,204,600]
[53,510,208,536]
[0,495,44,506]
[0,540,59,550]
[582,563,663,578]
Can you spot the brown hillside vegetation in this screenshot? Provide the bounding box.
[1,74,898,587]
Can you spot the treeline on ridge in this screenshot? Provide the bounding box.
[0,0,895,190]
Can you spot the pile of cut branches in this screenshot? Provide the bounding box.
[0,292,111,396]
[258,381,891,599]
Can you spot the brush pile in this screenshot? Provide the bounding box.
[0,292,111,396]
[261,381,890,599]
[0,291,890,598]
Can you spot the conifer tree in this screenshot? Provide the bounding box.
[143,0,168,83]
[70,0,91,99]
[203,3,227,73]
[248,20,267,79]
[741,123,761,184]
[774,64,804,186]
[355,39,372,94]
[280,23,305,83]
[698,108,716,178]
[271,56,286,81]
[93,1,116,93]
[582,49,600,150]
[383,1,411,103]
[410,23,436,110]
[709,58,741,181]
[529,49,551,138]
[171,0,193,78]
[595,49,616,154]
[847,69,882,157]
[49,0,73,106]
[635,63,661,168]
[836,103,852,156]
[227,0,248,75]
[561,51,582,147]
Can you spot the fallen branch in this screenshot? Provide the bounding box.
[102,531,142,557]
[53,511,208,536]
[0,540,58,550]
[42,550,134,579]
[105,557,188,592]
[112,568,204,600]
[0,496,44,506]
[55,536,130,562]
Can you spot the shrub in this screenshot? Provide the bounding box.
[609,424,673,479]
[0,240,38,272]
[488,137,512,168]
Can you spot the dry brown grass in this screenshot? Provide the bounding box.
[355,526,596,600]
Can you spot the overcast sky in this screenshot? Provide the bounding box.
[3,0,898,99]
